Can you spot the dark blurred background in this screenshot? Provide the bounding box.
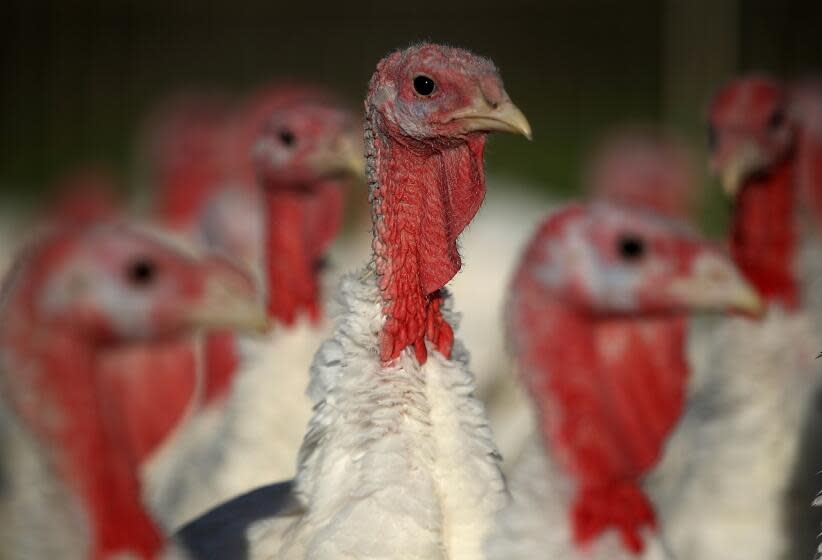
[2,0,822,229]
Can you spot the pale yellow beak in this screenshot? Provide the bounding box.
[449,95,533,140]
[718,142,766,198]
[187,277,270,334]
[308,131,366,179]
[667,253,764,316]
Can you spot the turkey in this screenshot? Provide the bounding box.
[585,127,700,221]
[486,201,760,559]
[481,128,702,471]
[653,75,822,560]
[0,220,265,559]
[175,42,532,559]
[145,84,364,528]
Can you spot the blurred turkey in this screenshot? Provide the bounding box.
[652,75,822,560]
[0,219,264,559]
[175,43,532,559]
[487,201,759,559]
[143,84,363,528]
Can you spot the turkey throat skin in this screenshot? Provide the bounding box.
[0,321,164,559]
[263,180,343,326]
[279,275,504,560]
[729,156,798,309]
[508,288,688,555]
[368,110,487,364]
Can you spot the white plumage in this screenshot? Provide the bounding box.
[147,320,331,528]
[488,434,671,560]
[652,308,821,560]
[257,271,505,559]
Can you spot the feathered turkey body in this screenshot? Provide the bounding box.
[0,223,264,559]
[148,320,330,527]
[173,43,532,559]
[141,88,360,529]
[487,203,759,560]
[272,273,504,560]
[649,75,822,560]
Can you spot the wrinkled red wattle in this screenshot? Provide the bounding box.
[371,130,486,364]
[2,331,164,559]
[263,182,342,325]
[511,288,688,554]
[97,339,199,464]
[730,157,798,310]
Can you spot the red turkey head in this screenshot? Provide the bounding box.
[368,44,531,146]
[708,75,795,197]
[24,224,266,343]
[586,129,699,221]
[251,100,363,187]
[514,203,762,317]
[509,202,760,553]
[366,43,531,363]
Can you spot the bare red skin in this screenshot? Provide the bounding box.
[508,207,704,554]
[44,173,203,463]
[263,180,343,325]
[729,156,798,309]
[369,132,487,363]
[709,76,800,308]
[588,130,698,222]
[0,230,185,559]
[146,85,349,405]
[147,94,232,232]
[97,339,199,462]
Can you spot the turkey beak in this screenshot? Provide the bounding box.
[668,253,764,316]
[308,131,365,179]
[449,95,532,140]
[187,259,269,334]
[717,141,766,198]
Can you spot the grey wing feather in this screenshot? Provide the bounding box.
[175,480,301,560]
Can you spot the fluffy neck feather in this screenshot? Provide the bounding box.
[1,318,164,559]
[510,286,688,554]
[263,183,342,325]
[730,156,798,309]
[366,109,486,364]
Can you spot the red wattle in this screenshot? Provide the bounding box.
[371,128,486,364]
[263,183,342,325]
[97,339,198,465]
[730,156,798,309]
[510,264,689,553]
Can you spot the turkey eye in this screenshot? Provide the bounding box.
[768,110,785,131]
[617,235,645,261]
[707,123,718,152]
[279,129,296,146]
[126,258,157,287]
[413,75,436,96]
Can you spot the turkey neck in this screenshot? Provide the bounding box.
[509,287,688,550]
[263,184,337,326]
[1,320,164,559]
[730,156,798,310]
[366,110,487,364]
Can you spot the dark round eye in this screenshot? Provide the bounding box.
[617,235,645,261]
[768,110,785,131]
[413,75,436,96]
[278,129,296,146]
[707,123,718,152]
[126,258,157,287]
